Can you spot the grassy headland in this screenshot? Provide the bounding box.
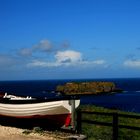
[78,105,140,140]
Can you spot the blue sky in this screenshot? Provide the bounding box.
[0,0,140,80]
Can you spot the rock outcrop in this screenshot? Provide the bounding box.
[56,82,121,95]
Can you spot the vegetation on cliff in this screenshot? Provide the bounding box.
[79,105,140,140]
[56,82,121,95]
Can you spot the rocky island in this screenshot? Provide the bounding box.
[56,82,122,95]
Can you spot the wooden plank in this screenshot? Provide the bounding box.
[82,119,113,127]
[76,110,82,134]
[76,110,140,140]
[81,111,114,116]
[119,125,140,130]
[119,114,140,119]
[71,100,76,130]
[112,113,118,140]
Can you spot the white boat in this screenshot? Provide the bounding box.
[0,93,80,127]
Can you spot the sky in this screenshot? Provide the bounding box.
[0,0,140,80]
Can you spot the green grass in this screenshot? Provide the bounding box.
[22,105,140,140]
[78,105,140,140]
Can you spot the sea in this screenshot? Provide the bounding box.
[0,78,140,113]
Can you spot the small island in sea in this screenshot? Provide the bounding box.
[56,81,122,95]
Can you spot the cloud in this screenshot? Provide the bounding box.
[27,60,61,67]
[81,60,105,65]
[27,59,106,68]
[55,50,82,63]
[18,48,33,57]
[27,50,82,67]
[18,39,71,57]
[1,39,107,73]
[27,50,106,68]
[124,60,140,68]
[18,39,53,57]
[33,40,52,52]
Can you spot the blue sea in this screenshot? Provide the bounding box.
[0,78,140,113]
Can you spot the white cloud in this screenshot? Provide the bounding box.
[27,59,106,68]
[27,50,106,68]
[27,60,61,67]
[124,60,140,68]
[82,60,105,65]
[55,50,82,63]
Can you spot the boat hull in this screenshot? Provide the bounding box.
[0,113,71,128]
[0,99,80,127]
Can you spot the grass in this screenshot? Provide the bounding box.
[78,105,140,140]
[22,105,140,140]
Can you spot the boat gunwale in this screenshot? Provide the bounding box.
[0,96,80,104]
